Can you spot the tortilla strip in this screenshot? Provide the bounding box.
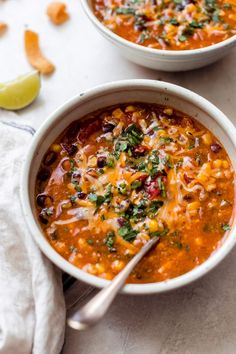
[0,22,7,35]
[24,30,55,75]
[47,2,69,25]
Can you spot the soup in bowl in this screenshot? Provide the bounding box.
[21,80,236,294]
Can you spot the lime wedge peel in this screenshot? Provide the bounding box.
[0,71,41,110]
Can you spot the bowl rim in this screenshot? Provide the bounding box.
[21,79,236,295]
[81,0,236,57]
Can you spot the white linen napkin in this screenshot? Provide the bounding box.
[0,111,66,354]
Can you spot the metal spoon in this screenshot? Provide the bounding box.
[67,236,159,330]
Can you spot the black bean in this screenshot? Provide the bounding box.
[134,23,146,31]
[97,156,107,168]
[102,123,115,133]
[36,194,47,207]
[176,4,184,11]
[36,193,52,207]
[62,143,78,156]
[77,192,87,199]
[211,143,222,153]
[39,213,48,225]
[44,151,57,166]
[37,168,50,181]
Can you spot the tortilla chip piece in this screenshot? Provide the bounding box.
[47,2,69,25]
[24,30,55,75]
[0,22,7,35]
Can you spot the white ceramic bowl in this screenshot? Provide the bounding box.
[21,79,236,294]
[81,0,236,72]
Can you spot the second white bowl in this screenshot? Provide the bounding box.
[81,0,236,72]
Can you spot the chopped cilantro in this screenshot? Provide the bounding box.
[87,239,94,245]
[148,200,164,216]
[131,180,142,189]
[222,223,231,231]
[188,140,195,150]
[119,224,138,242]
[105,231,116,252]
[118,182,128,195]
[178,35,187,42]
[160,137,173,145]
[116,7,136,15]
[190,21,204,28]
[157,177,166,198]
[150,228,169,238]
[88,193,105,207]
[170,18,178,25]
[212,10,220,22]
[72,181,81,192]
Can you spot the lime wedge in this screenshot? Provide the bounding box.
[0,71,41,110]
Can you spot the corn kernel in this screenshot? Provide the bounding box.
[195,237,203,246]
[223,160,229,169]
[95,263,105,274]
[163,108,173,115]
[187,201,200,210]
[149,219,159,232]
[206,184,216,192]
[213,159,222,168]
[224,170,232,179]
[88,156,97,168]
[197,171,208,182]
[51,143,62,153]
[158,130,166,137]
[112,108,124,119]
[62,201,72,209]
[125,105,136,112]
[112,260,125,272]
[67,182,76,192]
[202,133,212,146]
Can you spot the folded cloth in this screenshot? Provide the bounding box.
[0,112,65,354]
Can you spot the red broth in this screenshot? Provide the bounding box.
[35,104,235,283]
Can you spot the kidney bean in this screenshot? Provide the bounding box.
[36,194,52,207]
[37,168,50,181]
[97,156,107,168]
[44,151,57,166]
[102,123,115,133]
[133,145,148,157]
[39,211,49,225]
[62,143,78,156]
[211,143,221,153]
[77,192,87,199]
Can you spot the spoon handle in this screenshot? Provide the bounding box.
[67,236,159,330]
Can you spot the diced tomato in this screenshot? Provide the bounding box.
[145,179,160,199]
[145,176,167,199]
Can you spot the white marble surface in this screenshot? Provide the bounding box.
[1,0,236,353]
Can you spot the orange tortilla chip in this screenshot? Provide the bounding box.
[24,30,55,75]
[47,2,69,25]
[0,22,7,35]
